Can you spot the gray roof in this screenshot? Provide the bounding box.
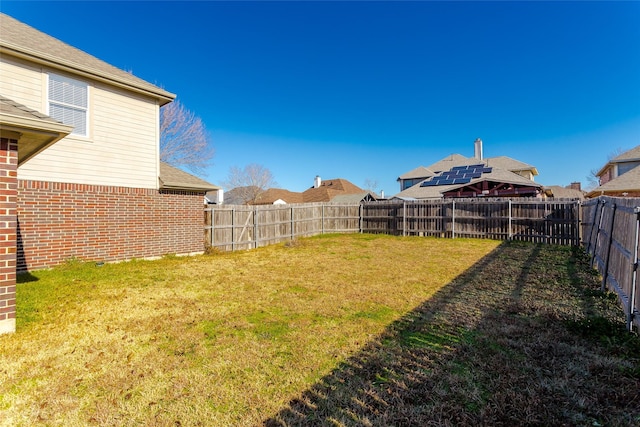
[159,162,219,192]
[0,95,73,164]
[397,165,435,180]
[589,165,640,195]
[0,94,62,124]
[485,156,537,174]
[544,186,585,200]
[595,145,640,176]
[611,145,640,162]
[0,13,174,105]
[396,166,541,199]
[398,153,538,182]
[426,154,474,173]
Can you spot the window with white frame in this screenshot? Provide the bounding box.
[48,73,88,136]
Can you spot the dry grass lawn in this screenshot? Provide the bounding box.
[1,234,638,426]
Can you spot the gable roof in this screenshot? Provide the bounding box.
[0,94,72,164]
[397,166,435,180]
[485,156,538,175]
[611,145,640,162]
[395,161,541,199]
[251,178,366,204]
[253,188,304,205]
[595,145,640,177]
[159,162,218,192]
[0,13,175,105]
[426,154,473,173]
[398,153,539,184]
[302,178,365,203]
[588,164,640,196]
[544,185,585,200]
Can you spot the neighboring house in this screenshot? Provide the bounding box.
[543,183,586,200]
[252,176,376,205]
[160,161,220,194]
[0,14,217,333]
[253,188,304,205]
[587,145,640,198]
[396,139,542,199]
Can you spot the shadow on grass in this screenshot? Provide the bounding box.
[17,271,39,283]
[265,242,640,426]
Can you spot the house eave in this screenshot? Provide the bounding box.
[1,45,176,106]
[594,157,640,178]
[0,112,72,165]
[159,182,220,192]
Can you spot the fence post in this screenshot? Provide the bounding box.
[231,208,236,251]
[322,203,325,235]
[591,199,607,268]
[628,207,640,331]
[601,202,617,292]
[451,200,456,239]
[508,200,512,240]
[403,201,406,237]
[587,199,603,263]
[291,206,295,240]
[209,208,214,248]
[359,203,363,233]
[253,207,258,249]
[574,201,581,246]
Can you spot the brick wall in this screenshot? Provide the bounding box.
[17,181,206,272]
[0,137,18,334]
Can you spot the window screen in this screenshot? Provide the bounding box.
[48,73,88,136]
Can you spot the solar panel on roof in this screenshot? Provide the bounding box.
[418,163,493,187]
[452,178,471,185]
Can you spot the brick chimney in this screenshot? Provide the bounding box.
[569,182,581,191]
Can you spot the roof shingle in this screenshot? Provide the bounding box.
[0,13,175,104]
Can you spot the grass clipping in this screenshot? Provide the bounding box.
[1,234,639,426]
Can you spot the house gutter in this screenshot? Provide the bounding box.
[0,112,73,165]
[159,180,220,193]
[0,45,176,106]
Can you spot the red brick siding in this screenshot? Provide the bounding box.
[17,181,205,272]
[599,167,613,185]
[0,138,18,331]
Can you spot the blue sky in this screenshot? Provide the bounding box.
[3,1,639,196]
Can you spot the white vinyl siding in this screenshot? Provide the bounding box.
[0,62,159,188]
[48,73,88,136]
[19,82,160,189]
[2,55,161,189]
[0,57,43,108]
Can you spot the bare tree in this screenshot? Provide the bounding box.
[160,100,214,175]
[222,163,278,204]
[363,178,379,193]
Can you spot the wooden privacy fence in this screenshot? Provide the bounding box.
[205,203,361,251]
[582,196,640,331]
[205,198,581,250]
[361,199,580,245]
